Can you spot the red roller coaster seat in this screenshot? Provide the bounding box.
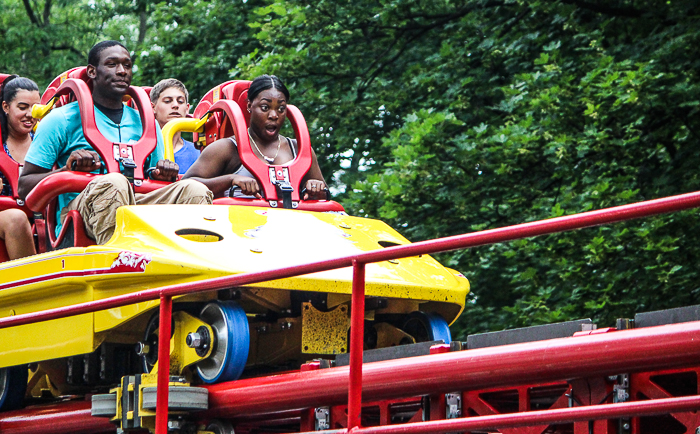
[25,68,172,250]
[0,74,40,261]
[128,86,152,110]
[193,81,344,212]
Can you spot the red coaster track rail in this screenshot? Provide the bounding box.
[2,190,700,434]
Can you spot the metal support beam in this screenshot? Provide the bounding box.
[348,260,366,430]
[0,401,115,434]
[155,294,172,434]
[205,320,700,418]
[352,395,700,434]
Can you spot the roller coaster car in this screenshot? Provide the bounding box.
[186,79,346,211]
[0,75,469,415]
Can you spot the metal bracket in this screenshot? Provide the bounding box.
[113,143,137,183]
[314,406,330,430]
[274,180,294,209]
[613,373,630,433]
[301,302,349,354]
[121,157,137,185]
[445,393,462,419]
[120,375,142,431]
[92,373,207,432]
[269,166,295,208]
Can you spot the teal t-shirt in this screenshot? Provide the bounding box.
[25,101,165,235]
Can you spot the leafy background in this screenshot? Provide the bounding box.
[2,0,699,339]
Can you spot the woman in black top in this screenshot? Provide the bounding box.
[184,75,327,199]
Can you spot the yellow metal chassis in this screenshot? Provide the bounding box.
[0,204,469,369]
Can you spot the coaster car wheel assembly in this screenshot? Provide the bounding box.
[0,366,28,411]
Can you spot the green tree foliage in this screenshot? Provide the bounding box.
[237,0,700,337]
[2,0,700,338]
[0,0,107,82]
[0,0,265,102]
[135,0,266,104]
[0,0,161,87]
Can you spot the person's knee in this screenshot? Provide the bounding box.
[0,209,30,238]
[93,173,130,193]
[178,180,213,204]
[179,179,209,194]
[3,209,30,229]
[83,173,133,208]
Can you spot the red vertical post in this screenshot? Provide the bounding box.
[348,260,366,430]
[155,294,173,434]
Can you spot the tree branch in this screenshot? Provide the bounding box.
[137,10,148,51]
[497,6,530,38]
[394,1,505,23]
[354,1,517,100]
[42,0,52,26]
[50,44,82,57]
[379,1,506,32]
[559,0,644,18]
[21,0,40,26]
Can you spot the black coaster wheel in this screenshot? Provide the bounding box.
[401,311,452,344]
[206,419,235,434]
[140,312,175,374]
[0,365,27,411]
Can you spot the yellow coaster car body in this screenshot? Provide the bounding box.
[0,204,469,379]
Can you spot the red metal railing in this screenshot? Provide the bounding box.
[0,401,113,434]
[2,190,700,434]
[324,395,700,434]
[202,319,700,418]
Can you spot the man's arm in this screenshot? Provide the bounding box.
[19,150,102,198]
[18,163,52,199]
[183,138,261,198]
[19,108,101,199]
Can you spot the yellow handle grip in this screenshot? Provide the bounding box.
[161,115,208,161]
[31,98,56,120]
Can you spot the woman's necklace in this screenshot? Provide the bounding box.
[248,131,281,164]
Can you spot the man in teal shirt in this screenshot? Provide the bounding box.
[19,41,212,244]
